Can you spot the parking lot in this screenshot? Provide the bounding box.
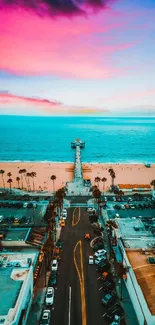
[0,200,48,225]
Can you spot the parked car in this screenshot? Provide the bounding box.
[121,205,125,209]
[87,207,96,213]
[101,293,117,306]
[45,287,54,306]
[105,303,124,320]
[95,256,106,265]
[96,261,111,273]
[94,249,107,258]
[49,273,57,286]
[112,197,116,201]
[0,215,4,223]
[40,310,51,325]
[51,259,58,272]
[89,256,94,265]
[102,281,115,293]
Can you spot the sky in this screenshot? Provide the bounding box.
[0,0,155,116]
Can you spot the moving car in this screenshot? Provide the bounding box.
[60,220,65,227]
[40,310,51,325]
[85,233,91,240]
[45,287,54,306]
[56,239,63,248]
[62,209,67,219]
[89,256,94,265]
[94,249,107,258]
[51,259,58,272]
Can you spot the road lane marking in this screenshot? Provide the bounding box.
[68,286,71,325]
[72,207,80,226]
[73,241,86,325]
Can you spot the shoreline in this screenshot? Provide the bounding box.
[0,160,154,165]
[0,162,154,192]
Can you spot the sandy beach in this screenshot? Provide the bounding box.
[0,162,154,192]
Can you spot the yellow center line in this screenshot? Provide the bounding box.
[73,240,86,325]
[72,207,80,226]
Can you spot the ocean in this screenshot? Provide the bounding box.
[0,115,155,163]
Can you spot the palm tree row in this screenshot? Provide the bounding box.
[0,169,57,193]
[94,176,107,192]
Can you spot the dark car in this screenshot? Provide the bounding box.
[97,262,111,273]
[56,239,63,248]
[105,303,124,320]
[49,273,57,285]
[102,280,115,293]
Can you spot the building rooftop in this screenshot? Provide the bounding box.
[0,267,23,316]
[127,250,155,315]
[116,218,155,249]
[4,228,29,241]
[0,251,37,323]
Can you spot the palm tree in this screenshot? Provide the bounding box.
[7,172,12,177]
[22,169,28,189]
[30,172,37,192]
[16,177,20,188]
[101,177,107,191]
[51,175,56,192]
[0,169,5,189]
[94,176,101,188]
[92,187,101,213]
[151,180,155,190]
[7,178,13,193]
[108,168,116,189]
[19,169,24,189]
[26,172,31,191]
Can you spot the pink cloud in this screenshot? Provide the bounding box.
[0,92,108,115]
[0,8,138,79]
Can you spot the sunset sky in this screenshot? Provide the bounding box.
[0,0,155,116]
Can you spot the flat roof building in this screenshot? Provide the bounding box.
[0,251,37,325]
[112,217,155,325]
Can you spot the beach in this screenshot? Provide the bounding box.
[0,162,154,192]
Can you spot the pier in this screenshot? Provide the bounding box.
[71,138,85,182]
[66,139,91,195]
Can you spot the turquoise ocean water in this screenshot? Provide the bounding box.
[0,115,155,163]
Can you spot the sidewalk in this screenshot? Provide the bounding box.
[26,226,61,325]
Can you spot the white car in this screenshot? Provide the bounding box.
[121,205,125,209]
[51,259,58,272]
[40,310,51,325]
[87,207,96,213]
[95,256,106,265]
[94,249,107,258]
[112,197,116,201]
[0,215,4,223]
[45,287,54,306]
[62,209,67,218]
[89,256,94,265]
[115,213,120,218]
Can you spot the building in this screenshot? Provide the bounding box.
[111,217,155,325]
[0,227,47,325]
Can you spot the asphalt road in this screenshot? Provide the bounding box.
[52,207,108,325]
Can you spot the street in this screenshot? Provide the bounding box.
[52,207,108,325]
